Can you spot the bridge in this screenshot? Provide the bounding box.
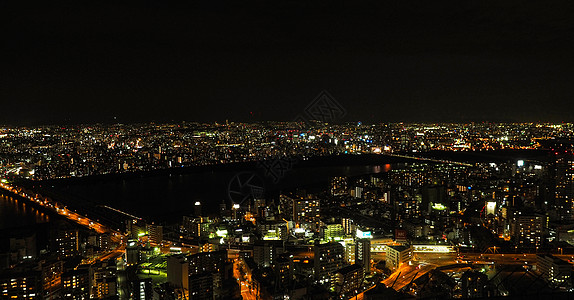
[383,153,474,167]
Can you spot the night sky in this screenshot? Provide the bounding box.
[2,0,574,125]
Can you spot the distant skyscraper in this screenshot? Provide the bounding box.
[194,201,202,216]
[554,151,574,221]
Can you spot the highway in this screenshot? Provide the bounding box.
[0,180,127,258]
[382,253,458,291]
[379,251,574,297]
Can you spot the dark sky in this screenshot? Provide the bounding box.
[2,0,574,125]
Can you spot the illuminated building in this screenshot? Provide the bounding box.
[537,254,573,288]
[145,223,163,246]
[253,241,284,268]
[257,220,289,241]
[41,260,64,300]
[331,177,348,196]
[314,241,345,284]
[62,268,89,300]
[554,151,574,221]
[510,213,544,247]
[126,219,147,239]
[385,245,413,271]
[93,277,117,299]
[331,264,364,296]
[9,232,37,263]
[194,201,202,216]
[423,185,447,214]
[292,197,321,231]
[0,271,40,299]
[132,277,153,300]
[342,218,354,235]
[126,240,140,266]
[343,238,356,264]
[356,239,371,274]
[183,216,211,237]
[323,223,344,241]
[187,250,227,276]
[91,261,117,299]
[56,228,79,258]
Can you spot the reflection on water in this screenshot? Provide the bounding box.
[0,194,49,230]
[48,163,395,221]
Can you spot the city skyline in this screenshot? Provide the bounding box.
[3,0,574,299]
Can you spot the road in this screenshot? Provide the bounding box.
[380,251,574,296]
[233,258,257,300]
[382,253,458,291]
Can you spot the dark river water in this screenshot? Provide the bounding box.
[1,155,401,229]
[1,150,546,228]
[42,163,394,222]
[0,193,50,230]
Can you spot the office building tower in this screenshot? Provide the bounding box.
[356,239,371,274]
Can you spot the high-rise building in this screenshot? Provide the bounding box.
[183,216,210,237]
[126,240,140,266]
[0,270,41,299]
[146,224,163,246]
[323,223,345,241]
[189,273,220,300]
[62,268,90,300]
[167,254,189,291]
[314,241,345,284]
[55,228,79,258]
[510,213,544,247]
[343,238,356,264]
[356,239,371,274]
[253,241,284,268]
[293,197,320,231]
[91,261,118,299]
[41,259,64,300]
[342,218,353,235]
[187,250,227,276]
[554,151,574,221]
[274,253,294,291]
[194,201,202,216]
[132,277,153,300]
[331,264,364,296]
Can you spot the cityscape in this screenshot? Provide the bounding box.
[2,122,574,299]
[3,0,574,299]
